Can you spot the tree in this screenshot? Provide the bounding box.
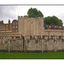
[44,16,63,26]
[27,8,43,18]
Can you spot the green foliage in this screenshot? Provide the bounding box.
[44,16,63,26]
[27,8,43,18]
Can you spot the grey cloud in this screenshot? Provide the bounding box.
[0,6,17,23]
[57,13,64,25]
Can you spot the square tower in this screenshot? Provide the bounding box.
[18,16,44,36]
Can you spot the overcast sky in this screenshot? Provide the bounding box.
[0,6,64,25]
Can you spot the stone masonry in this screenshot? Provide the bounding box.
[0,16,64,52]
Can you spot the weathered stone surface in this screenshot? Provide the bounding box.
[0,36,64,52]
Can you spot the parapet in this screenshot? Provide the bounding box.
[18,16,43,21]
[18,16,28,18]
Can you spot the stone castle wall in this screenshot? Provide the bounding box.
[18,16,44,36]
[18,16,64,37]
[0,16,64,52]
[44,30,64,36]
[0,36,64,52]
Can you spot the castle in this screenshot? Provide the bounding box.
[0,16,64,52]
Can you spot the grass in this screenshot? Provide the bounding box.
[0,52,64,59]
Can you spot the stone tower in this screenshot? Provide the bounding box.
[18,16,44,36]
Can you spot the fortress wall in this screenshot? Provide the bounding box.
[24,36,64,52]
[0,37,23,52]
[18,16,24,35]
[44,30,64,36]
[18,16,44,36]
[0,17,64,52]
[0,36,64,52]
[17,16,64,37]
[26,39,42,51]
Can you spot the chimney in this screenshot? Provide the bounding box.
[1,20,3,23]
[8,19,10,24]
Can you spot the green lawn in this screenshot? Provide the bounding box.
[0,52,64,59]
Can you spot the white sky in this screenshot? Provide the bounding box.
[3,6,64,25]
[15,6,64,18]
[0,6,64,25]
[0,0,64,25]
